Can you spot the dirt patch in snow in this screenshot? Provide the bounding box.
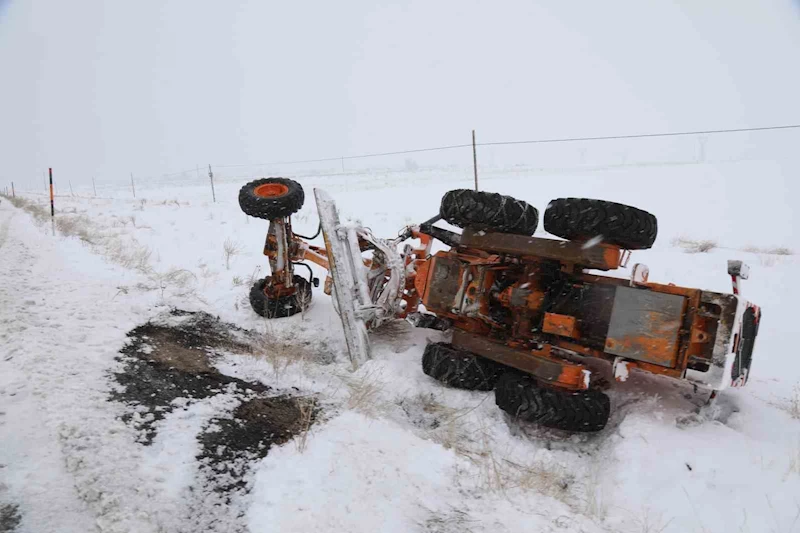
[0,504,21,533]
[112,310,272,444]
[111,309,319,508]
[112,308,317,447]
[198,396,317,495]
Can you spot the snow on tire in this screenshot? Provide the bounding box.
[422,342,505,391]
[495,371,610,432]
[238,177,304,220]
[439,189,539,236]
[543,197,657,250]
[249,276,312,318]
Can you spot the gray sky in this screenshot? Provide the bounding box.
[1,0,800,186]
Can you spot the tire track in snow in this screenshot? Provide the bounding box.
[0,207,200,532]
[0,209,13,249]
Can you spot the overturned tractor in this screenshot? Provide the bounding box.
[238,178,761,432]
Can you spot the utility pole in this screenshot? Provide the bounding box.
[92,177,97,197]
[130,173,136,198]
[472,130,479,191]
[208,164,216,203]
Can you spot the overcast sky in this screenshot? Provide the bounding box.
[1,0,799,186]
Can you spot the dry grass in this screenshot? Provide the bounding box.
[152,268,197,300]
[339,368,387,417]
[421,507,477,533]
[580,462,609,521]
[790,384,800,420]
[231,275,244,287]
[55,215,95,243]
[476,452,574,500]
[104,239,153,273]
[250,324,314,380]
[626,508,674,533]
[671,237,718,254]
[770,247,794,256]
[407,395,475,456]
[4,196,50,224]
[223,238,242,270]
[293,397,317,453]
[4,194,156,274]
[787,440,800,480]
[744,245,794,256]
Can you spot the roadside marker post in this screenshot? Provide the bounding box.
[49,168,55,216]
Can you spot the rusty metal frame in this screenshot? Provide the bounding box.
[452,330,589,390]
[460,228,623,271]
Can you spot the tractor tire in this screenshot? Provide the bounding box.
[440,189,538,236]
[239,178,304,220]
[249,275,312,318]
[495,371,610,432]
[543,198,657,250]
[422,342,505,391]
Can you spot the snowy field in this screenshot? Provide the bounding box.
[2,162,800,533]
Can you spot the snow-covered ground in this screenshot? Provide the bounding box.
[2,162,800,533]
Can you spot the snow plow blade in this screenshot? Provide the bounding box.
[314,188,372,369]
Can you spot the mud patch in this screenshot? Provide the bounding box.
[0,504,21,533]
[111,310,270,444]
[112,308,320,518]
[197,396,318,495]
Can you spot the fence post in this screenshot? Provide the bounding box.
[697,134,708,163]
[208,164,216,203]
[49,168,55,216]
[472,129,479,191]
[92,177,97,197]
[69,181,74,196]
[11,182,14,198]
[130,173,136,198]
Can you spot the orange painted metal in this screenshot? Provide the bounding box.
[258,213,723,392]
[542,313,579,338]
[452,330,589,390]
[301,245,331,270]
[413,258,432,302]
[254,183,289,198]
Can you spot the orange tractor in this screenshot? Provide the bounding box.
[239,178,761,432]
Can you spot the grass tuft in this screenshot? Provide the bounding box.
[671,237,718,254]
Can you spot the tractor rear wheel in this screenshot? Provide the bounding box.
[239,177,304,220]
[495,371,610,432]
[249,275,312,318]
[422,342,505,391]
[440,189,538,236]
[543,198,657,250]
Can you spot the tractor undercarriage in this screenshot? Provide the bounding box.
[237,177,761,432]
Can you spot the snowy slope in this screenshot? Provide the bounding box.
[2,165,800,533]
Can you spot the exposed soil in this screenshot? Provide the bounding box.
[112,309,270,444]
[111,309,318,499]
[0,504,20,533]
[198,396,317,496]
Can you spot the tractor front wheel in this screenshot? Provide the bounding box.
[239,177,304,220]
[422,342,505,391]
[495,371,610,432]
[249,276,312,318]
